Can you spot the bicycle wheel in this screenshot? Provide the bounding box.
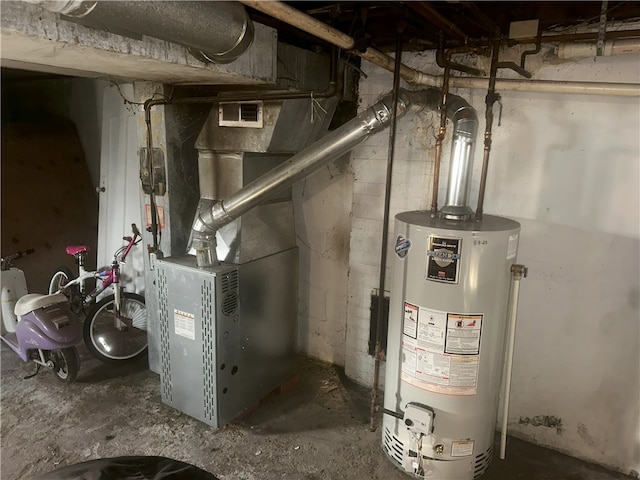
[46,347,79,383]
[49,267,83,314]
[48,267,74,295]
[84,292,148,363]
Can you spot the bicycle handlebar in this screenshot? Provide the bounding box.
[1,248,35,270]
[131,223,140,236]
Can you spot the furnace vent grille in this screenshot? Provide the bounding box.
[219,101,263,128]
[158,269,172,402]
[474,444,493,479]
[222,292,238,316]
[201,279,216,423]
[383,427,404,465]
[221,270,238,294]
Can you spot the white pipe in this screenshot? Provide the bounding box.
[241,0,640,97]
[500,264,527,460]
[557,38,640,59]
[446,76,639,96]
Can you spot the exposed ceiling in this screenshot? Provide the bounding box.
[248,1,640,52]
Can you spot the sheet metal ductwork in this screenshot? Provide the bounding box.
[190,88,478,266]
[27,0,254,64]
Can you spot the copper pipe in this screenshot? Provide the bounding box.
[475,40,501,221]
[431,62,451,215]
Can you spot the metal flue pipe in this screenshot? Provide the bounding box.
[438,97,479,220]
[192,89,424,240]
[191,88,479,266]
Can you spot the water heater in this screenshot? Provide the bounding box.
[382,211,520,479]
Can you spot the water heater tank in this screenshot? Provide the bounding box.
[383,211,520,479]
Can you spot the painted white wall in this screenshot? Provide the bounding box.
[293,155,352,366]
[337,50,639,474]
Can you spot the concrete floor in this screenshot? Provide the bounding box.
[1,344,633,480]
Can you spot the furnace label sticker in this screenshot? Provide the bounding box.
[445,314,483,355]
[174,309,196,340]
[400,305,481,395]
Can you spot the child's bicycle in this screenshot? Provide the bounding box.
[48,224,147,363]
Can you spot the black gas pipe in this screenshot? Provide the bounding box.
[370,26,404,433]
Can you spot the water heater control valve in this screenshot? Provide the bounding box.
[403,403,434,436]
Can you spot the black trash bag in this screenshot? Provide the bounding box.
[29,456,220,480]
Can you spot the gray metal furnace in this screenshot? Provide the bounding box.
[156,250,297,427]
[156,96,336,428]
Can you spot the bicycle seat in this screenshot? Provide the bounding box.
[15,293,68,317]
[66,246,89,256]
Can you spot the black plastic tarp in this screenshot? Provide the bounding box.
[29,456,220,480]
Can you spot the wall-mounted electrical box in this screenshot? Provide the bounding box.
[219,101,263,128]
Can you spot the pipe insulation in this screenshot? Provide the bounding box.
[27,0,254,64]
[556,38,640,59]
[190,88,478,265]
[240,0,640,96]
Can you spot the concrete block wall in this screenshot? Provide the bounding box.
[294,156,352,366]
[345,56,441,386]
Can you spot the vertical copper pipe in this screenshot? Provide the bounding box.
[475,39,500,221]
[430,38,449,214]
[430,63,450,215]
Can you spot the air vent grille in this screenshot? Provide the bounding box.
[201,279,216,423]
[158,269,172,402]
[222,292,238,316]
[218,101,263,128]
[221,270,238,294]
[240,103,259,122]
[474,444,493,479]
[383,427,404,465]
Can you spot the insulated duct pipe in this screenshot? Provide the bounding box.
[240,0,640,97]
[27,0,254,63]
[190,88,478,265]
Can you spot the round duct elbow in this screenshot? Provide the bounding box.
[29,0,255,64]
[189,17,255,65]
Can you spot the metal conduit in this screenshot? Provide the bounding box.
[240,0,640,97]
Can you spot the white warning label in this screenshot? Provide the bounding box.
[401,303,482,395]
[174,309,195,340]
[445,314,482,355]
[451,440,474,457]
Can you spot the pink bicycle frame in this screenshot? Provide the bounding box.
[88,228,139,326]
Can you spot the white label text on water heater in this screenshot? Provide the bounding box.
[401,302,483,395]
